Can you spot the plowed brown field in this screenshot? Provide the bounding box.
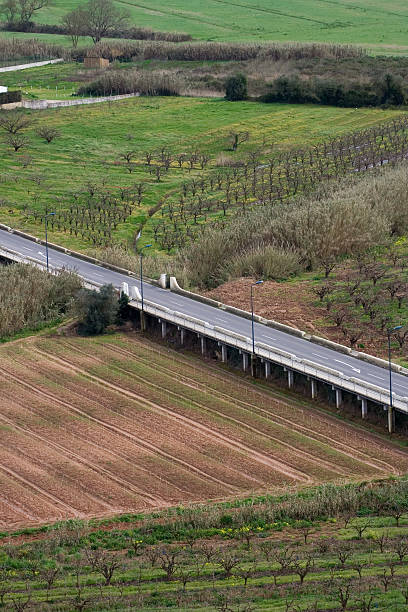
[0,332,407,529]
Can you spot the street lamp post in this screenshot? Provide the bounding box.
[250,280,263,358]
[139,244,152,330]
[44,211,56,272]
[387,325,402,433]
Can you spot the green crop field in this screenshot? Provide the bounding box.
[1,477,408,611]
[23,0,408,54]
[0,88,402,253]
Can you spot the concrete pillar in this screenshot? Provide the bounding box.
[336,389,342,409]
[311,379,317,399]
[200,336,206,355]
[388,406,395,434]
[161,321,167,338]
[221,344,227,363]
[265,361,271,379]
[242,352,249,372]
[180,328,185,345]
[361,398,368,419]
[159,273,167,289]
[287,369,294,389]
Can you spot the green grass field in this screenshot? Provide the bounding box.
[21,0,408,54]
[0,90,402,252]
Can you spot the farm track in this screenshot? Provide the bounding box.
[89,338,401,476]
[59,339,357,479]
[0,361,242,497]
[33,343,312,484]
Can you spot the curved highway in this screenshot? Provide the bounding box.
[1,228,408,404]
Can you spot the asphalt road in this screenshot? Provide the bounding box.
[2,229,408,400]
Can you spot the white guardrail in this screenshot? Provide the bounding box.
[1,243,408,414]
[132,297,408,415]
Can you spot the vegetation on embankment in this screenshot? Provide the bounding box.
[0,262,81,340]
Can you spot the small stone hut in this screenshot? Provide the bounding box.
[84,56,109,69]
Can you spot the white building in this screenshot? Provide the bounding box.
[0,86,8,93]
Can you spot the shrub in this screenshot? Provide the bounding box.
[225,73,247,101]
[77,70,181,96]
[76,284,119,335]
[0,90,21,104]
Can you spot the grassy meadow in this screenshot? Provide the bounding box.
[0,90,402,252]
[15,0,408,54]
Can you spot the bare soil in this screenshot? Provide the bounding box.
[0,332,407,530]
[205,277,387,357]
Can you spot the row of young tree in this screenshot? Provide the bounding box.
[152,116,408,253]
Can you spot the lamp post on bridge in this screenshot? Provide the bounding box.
[139,244,152,331]
[250,280,263,375]
[387,325,402,434]
[44,210,56,272]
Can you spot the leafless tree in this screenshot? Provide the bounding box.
[293,555,314,584]
[159,548,182,581]
[78,0,129,43]
[37,126,61,144]
[228,131,249,151]
[372,532,390,554]
[61,6,87,47]
[0,111,32,134]
[40,565,60,601]
[380,561,396,592]
[217,551,241,578]
[6,133,29,152]
[351,521,371,540]
[337,580,352,611]
[0,0,51,26]
[335,545,353,569]
[392,536,408,562]
[85,549,121,586]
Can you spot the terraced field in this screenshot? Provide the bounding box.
[0,332,407,529]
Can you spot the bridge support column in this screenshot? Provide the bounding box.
[161,321,167,339]
[264,361,270,379]
[242,352,249,372]
[287,369,294,389]
[200,336,206,356]
[361,398,368,419]
[221,344,227,363]
[311,379,317,400]
[335,389,342,409]
[179,328,185,345]
[388,406,395,434]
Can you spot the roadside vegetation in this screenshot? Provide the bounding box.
[0,262,81,339]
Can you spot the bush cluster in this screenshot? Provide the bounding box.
[262,73,406,107]
[0,263,82,339]
[70,40,365,63]
[78,70,181,96]
[0,89,21,104]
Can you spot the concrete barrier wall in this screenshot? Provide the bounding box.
[0,58,63,73]
[22,92,139,110]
